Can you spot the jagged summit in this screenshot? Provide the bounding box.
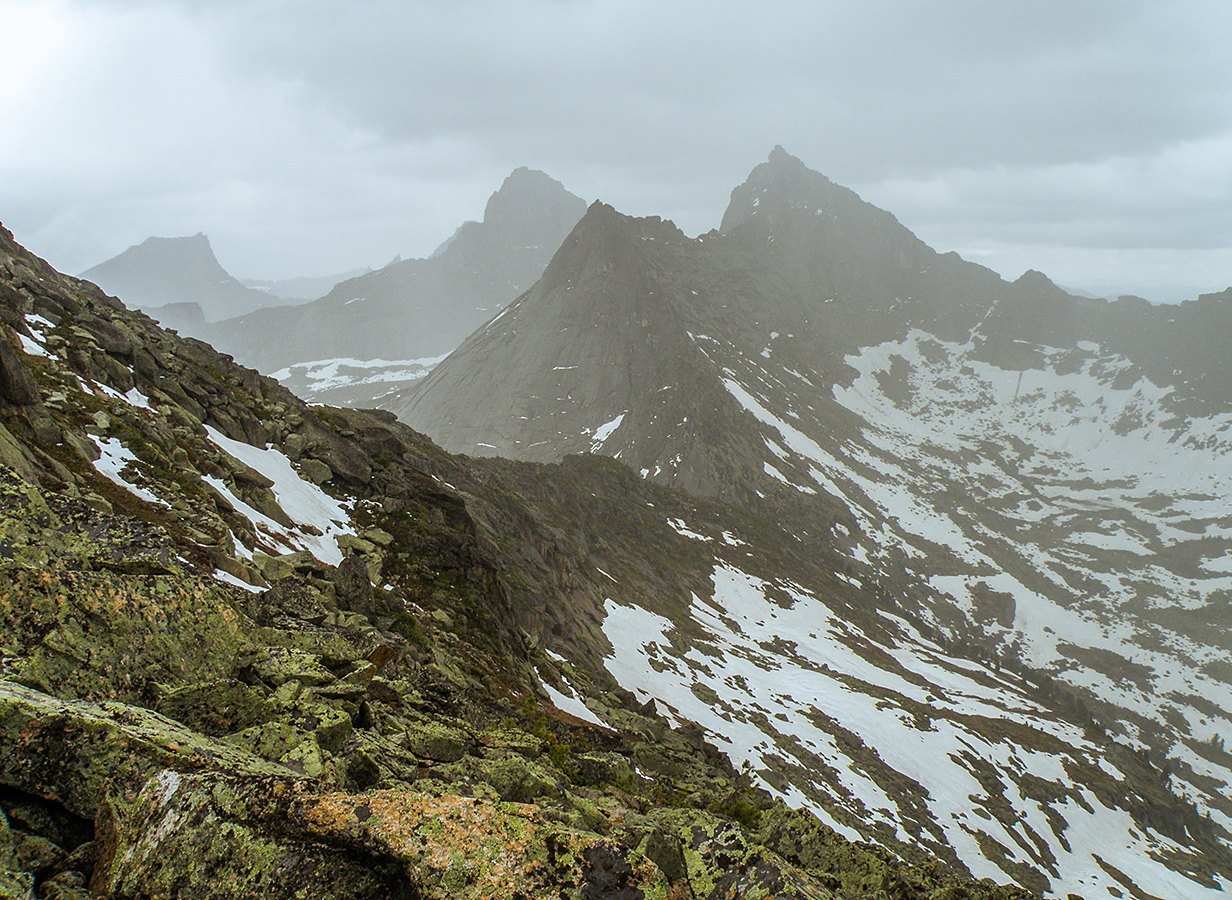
[395,153,998,483]
[80,232,270,322]
[481,167,586,235]
[1013,268,1062,289]
[719,146,888,239]
[433,167,589,274]
[393,199,736,491]
[535,200,689,294]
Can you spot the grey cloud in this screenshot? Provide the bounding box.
[3,0,1229,299]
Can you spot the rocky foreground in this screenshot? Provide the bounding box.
[0,224,1043,898]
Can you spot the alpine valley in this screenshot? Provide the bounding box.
[0,146,1227,900]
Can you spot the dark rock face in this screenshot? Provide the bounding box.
[395,202,755,499]
[332,553,376,617]
[0,339,36,405]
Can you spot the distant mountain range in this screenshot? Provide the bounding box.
[242,268,372,302]
[196,167,588,380]
[78,169,588,408]
[81,233,278,322]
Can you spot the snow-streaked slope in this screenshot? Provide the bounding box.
[708,325,1232,835]
[92,437,168,507]
[603,556,1229,899]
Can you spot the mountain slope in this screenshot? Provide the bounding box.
[396,203,770,497]
[80,232,274,322]
[394,149,1232,896]
[3,219,1082,898]
[201,167,588,382]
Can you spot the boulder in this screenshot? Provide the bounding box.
[249,646,335,688]
[0,682,290,822]
[332,554,377,619]
[0,337,37,405]
[299,458,333,485]
[92,774,408,899]
[404,721,471,764]
[154,679,274,736]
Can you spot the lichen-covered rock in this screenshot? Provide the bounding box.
[404,719,471,763]
[632,807,837,900]
[153,678,273,736]
[0,682,292,820]
[332,553,377,618]
[248,645,335,687]
[282,697,354,753]
[0,562,255,706]
[574,752,632,787]
[0,808,35,900]
[436,754,562,804]
[94,773,412,900]
[479,726,545,758]
[261,623,370,668]
[289,787,668,900]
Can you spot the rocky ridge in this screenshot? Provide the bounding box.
[0,222,1046,898]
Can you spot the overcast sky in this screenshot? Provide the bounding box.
[3,0,1229,301]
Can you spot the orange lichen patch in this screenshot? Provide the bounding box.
[293,787,607,898]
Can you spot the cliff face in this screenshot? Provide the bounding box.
[0,222,1060,898]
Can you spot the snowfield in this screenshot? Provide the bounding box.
[205,426,355,565]
[700,326,1232,829]
[603,558,1231,898]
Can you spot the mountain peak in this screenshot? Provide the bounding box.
[481,167,588,233]
[535,200,687,295]
[766,144,807,173]
[132,232,214,256]
[1011,268,1070,300]
[203,168,589,374]
[719,147,846,235]
[79,232,269,321]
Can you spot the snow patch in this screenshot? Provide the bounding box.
[91,437,167,506]
[204,426,354,565]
